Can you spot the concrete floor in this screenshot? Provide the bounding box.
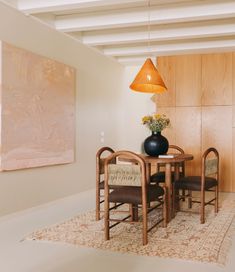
[0,190,235,272]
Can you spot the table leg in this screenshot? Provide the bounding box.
[146,162,151,183]
[146,163,151,209]
[165,163,172,222]
[174,163,180,217]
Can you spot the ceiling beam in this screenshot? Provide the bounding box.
[54,1,235,32]
[18,0,191,14]
[0,0,17,8]
[81,18,235,46]
[117,44,235,64]
[117,56,156,65]
[103,37,235,57]
[18,0,146,14]
[117,45,235,63]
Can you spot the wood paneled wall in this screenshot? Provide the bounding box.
[155,53,235,192]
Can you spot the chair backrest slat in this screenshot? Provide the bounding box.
[205,158,218,176]
[108,164,141,186]
[99,158,105,174]
[105,151,146,188]
[202,147,219,179]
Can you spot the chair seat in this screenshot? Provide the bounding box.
[150,171,184,183]
[175,176,218,191]
[109,185,164,205]
[99,181,122,190]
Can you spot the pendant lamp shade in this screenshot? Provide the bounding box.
[129,58,167,93]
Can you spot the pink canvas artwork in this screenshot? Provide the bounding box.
[0,41,75,171]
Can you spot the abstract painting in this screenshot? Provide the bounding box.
[0,41,75,170]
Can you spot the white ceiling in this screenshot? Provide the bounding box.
[3,0,235,65]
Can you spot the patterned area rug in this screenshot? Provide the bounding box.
[26,197,235,265]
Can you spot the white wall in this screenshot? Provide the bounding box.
[0,2,124,216]
[116,66,156,152]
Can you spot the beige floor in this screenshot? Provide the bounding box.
[0,190,235,272]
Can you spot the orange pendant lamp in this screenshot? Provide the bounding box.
[129,58,167,93]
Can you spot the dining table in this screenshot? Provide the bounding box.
[119,153,194,222]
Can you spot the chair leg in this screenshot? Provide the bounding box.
[200,191,205,224]
[171,183,175,218]
[130,204,139,222]
[215,186,219,213]
[96,186,101,221]
[104,199,110,240]
[142,202,148,246]
[130,204,134,221]
[163,191,167,228]
[176,189,181,212]
[182,189,186,202]
[174,187,180,212]
[188,190,192,209]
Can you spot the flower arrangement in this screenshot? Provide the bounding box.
[142,113,170,133]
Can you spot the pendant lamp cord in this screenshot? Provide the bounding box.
[147,0,151,57]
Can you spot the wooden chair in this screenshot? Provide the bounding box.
[150,145,185,184]
[104,150,167,246]
[174,147,219,224]
[96,146,115,221]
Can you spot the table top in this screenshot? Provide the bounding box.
[141,153,193,163]
[119,153,193,164]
